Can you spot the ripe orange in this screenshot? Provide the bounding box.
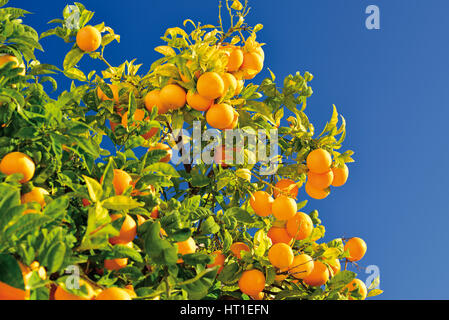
[240,52,264,79]
[124,285,138,299]
[206,103,235,129]
[303,261,330,287]
[238,269,265,296]
[104,258,128,271]
[267,226,293,245]
[308,170,334,190]
[235,79,244,96]
[286,212,314,240]
[54,279,95,300]
[230,242,251,260]
[344,237,367,262]
[109,214,137,245]
[249,191,274,217]
[289,254,314,279]
[307,149,332,174]
[225,47,244,72]
[148,143,172,163]
[274,267,289,282]
[160,84,186,110]
[223,109,239,130]
[150,206,159,219]
[76,26,102,52]
[268,243,294,269]
[272,196,297,221]
[345,279,367,300]
[207,250,226,274]
[273,179,299,199]
[0,152,35,183]
[176,237,196,263]
[109,169,132,195]
[136,214,147,226]
[144,89,168,115]
[332,164,349,187]
[220,73,238,97]
[0,54,25,75]
[305,181,330,200]
[197,72,225,100]
[254,46,265,60]
[0,261,41,300]
[97,84,119,103]
[329,259,341,277]
[21,187,49,209]
[95,287,132,300]
[186,90,213,112]
[121,109,158,140]
[250,292,264,301]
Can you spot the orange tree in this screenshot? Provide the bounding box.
[0,0,382,300]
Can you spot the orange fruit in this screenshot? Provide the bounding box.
[230,242,250,260]
[272,196,297,221]
[220,73,238,97]
[160,84,186,110]
[54,279,95,300]
[110,169,133,195]
[109,214,137,245]
[307,149,332,174]
[104,258,128,271]
[197,72,225,100]
[176,237,196,263]
[249,191,274,217]
[148,143,172,163]
[273,179,299,199]
[225,47,244,72]
[207,250,226,274]
[286,212,314,241]
[21,187,49,209]
[121,109,158,140]
[150,206,159,219]
[95,287,132,300]
[223,109,239,130]
[240,52,264,79]
[345,279,367,300]
[0,54,25,75]
[124,285,137,299]
[250,292,264,301]
[308,170,334,190]
[305,182,330,200]
[289,254,314,279]
[344,237,367,262]
[180,60,201,82]
[274,267,289,282]
[206,103,235,129]
[186,90,213,112]
[97,84,119,103]
[0,261,44,300]
[254,46,265,60]
[238,269,265,296]
[332,164,349,187]
[235,79,244,96]
[329,259,341,277]
[268,243,294,269]
[144,89,168,115]
[0,152,35,183]
[136,214,147,226]
[76,26,102,52]
[267,227,293,245]
[303,261,329,287]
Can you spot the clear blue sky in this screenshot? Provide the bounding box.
[13,0,449,299]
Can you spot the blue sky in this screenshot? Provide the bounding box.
[13,0,449,299]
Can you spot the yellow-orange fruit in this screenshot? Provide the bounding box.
[240,52,264,79]
[144,89,168,115]
[76,26,102,52]
[104,258,128,271]
[54,280,95,300]
[223,110,239,130]
[273,179,299,199]
[197,72,225,100]
[286,212,314,241]
[221,73,238,97]
[330,259,341,277]
[308,170,334,190]
[160,84,186,110]
[274,267,289,282]
[176,237,196,263]
[267,227,293,245]
[344,237,367,262]
[0,54,25,75]
[268,243,294,269]
[307,149,332,174]
[289,254,314,279]
[21,187,49,209]
[346,279,367,300]
[207,250,226,274]
[186,90,213,112]
[97,84,119,103]
[206,103,235,129]
[230,242,250,260]
[111,169,133,195]
[303,261,329,287]
[235,79,244,96]
[249,191,274,217]
[238,269,265,296]
[148,143,172,163]
[272,196,297,221]
[305,182,330,200]
[109,214,137,245]
[332,164,349,187]
[0,152,35,183]
[95,287,132,300]
[226,47,244,72]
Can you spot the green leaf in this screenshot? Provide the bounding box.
[180,267,218,300]
[102,196,143,211]
[143,221,178,265]
[367,289,383,298]
[63,47,84,71]
[83,175,102,203]
[42,242,66,273]
[0,254,24,290]
[225,207,255,224]
[200,216,220,235]
[146,162,180,178]
[327,270,356,290]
